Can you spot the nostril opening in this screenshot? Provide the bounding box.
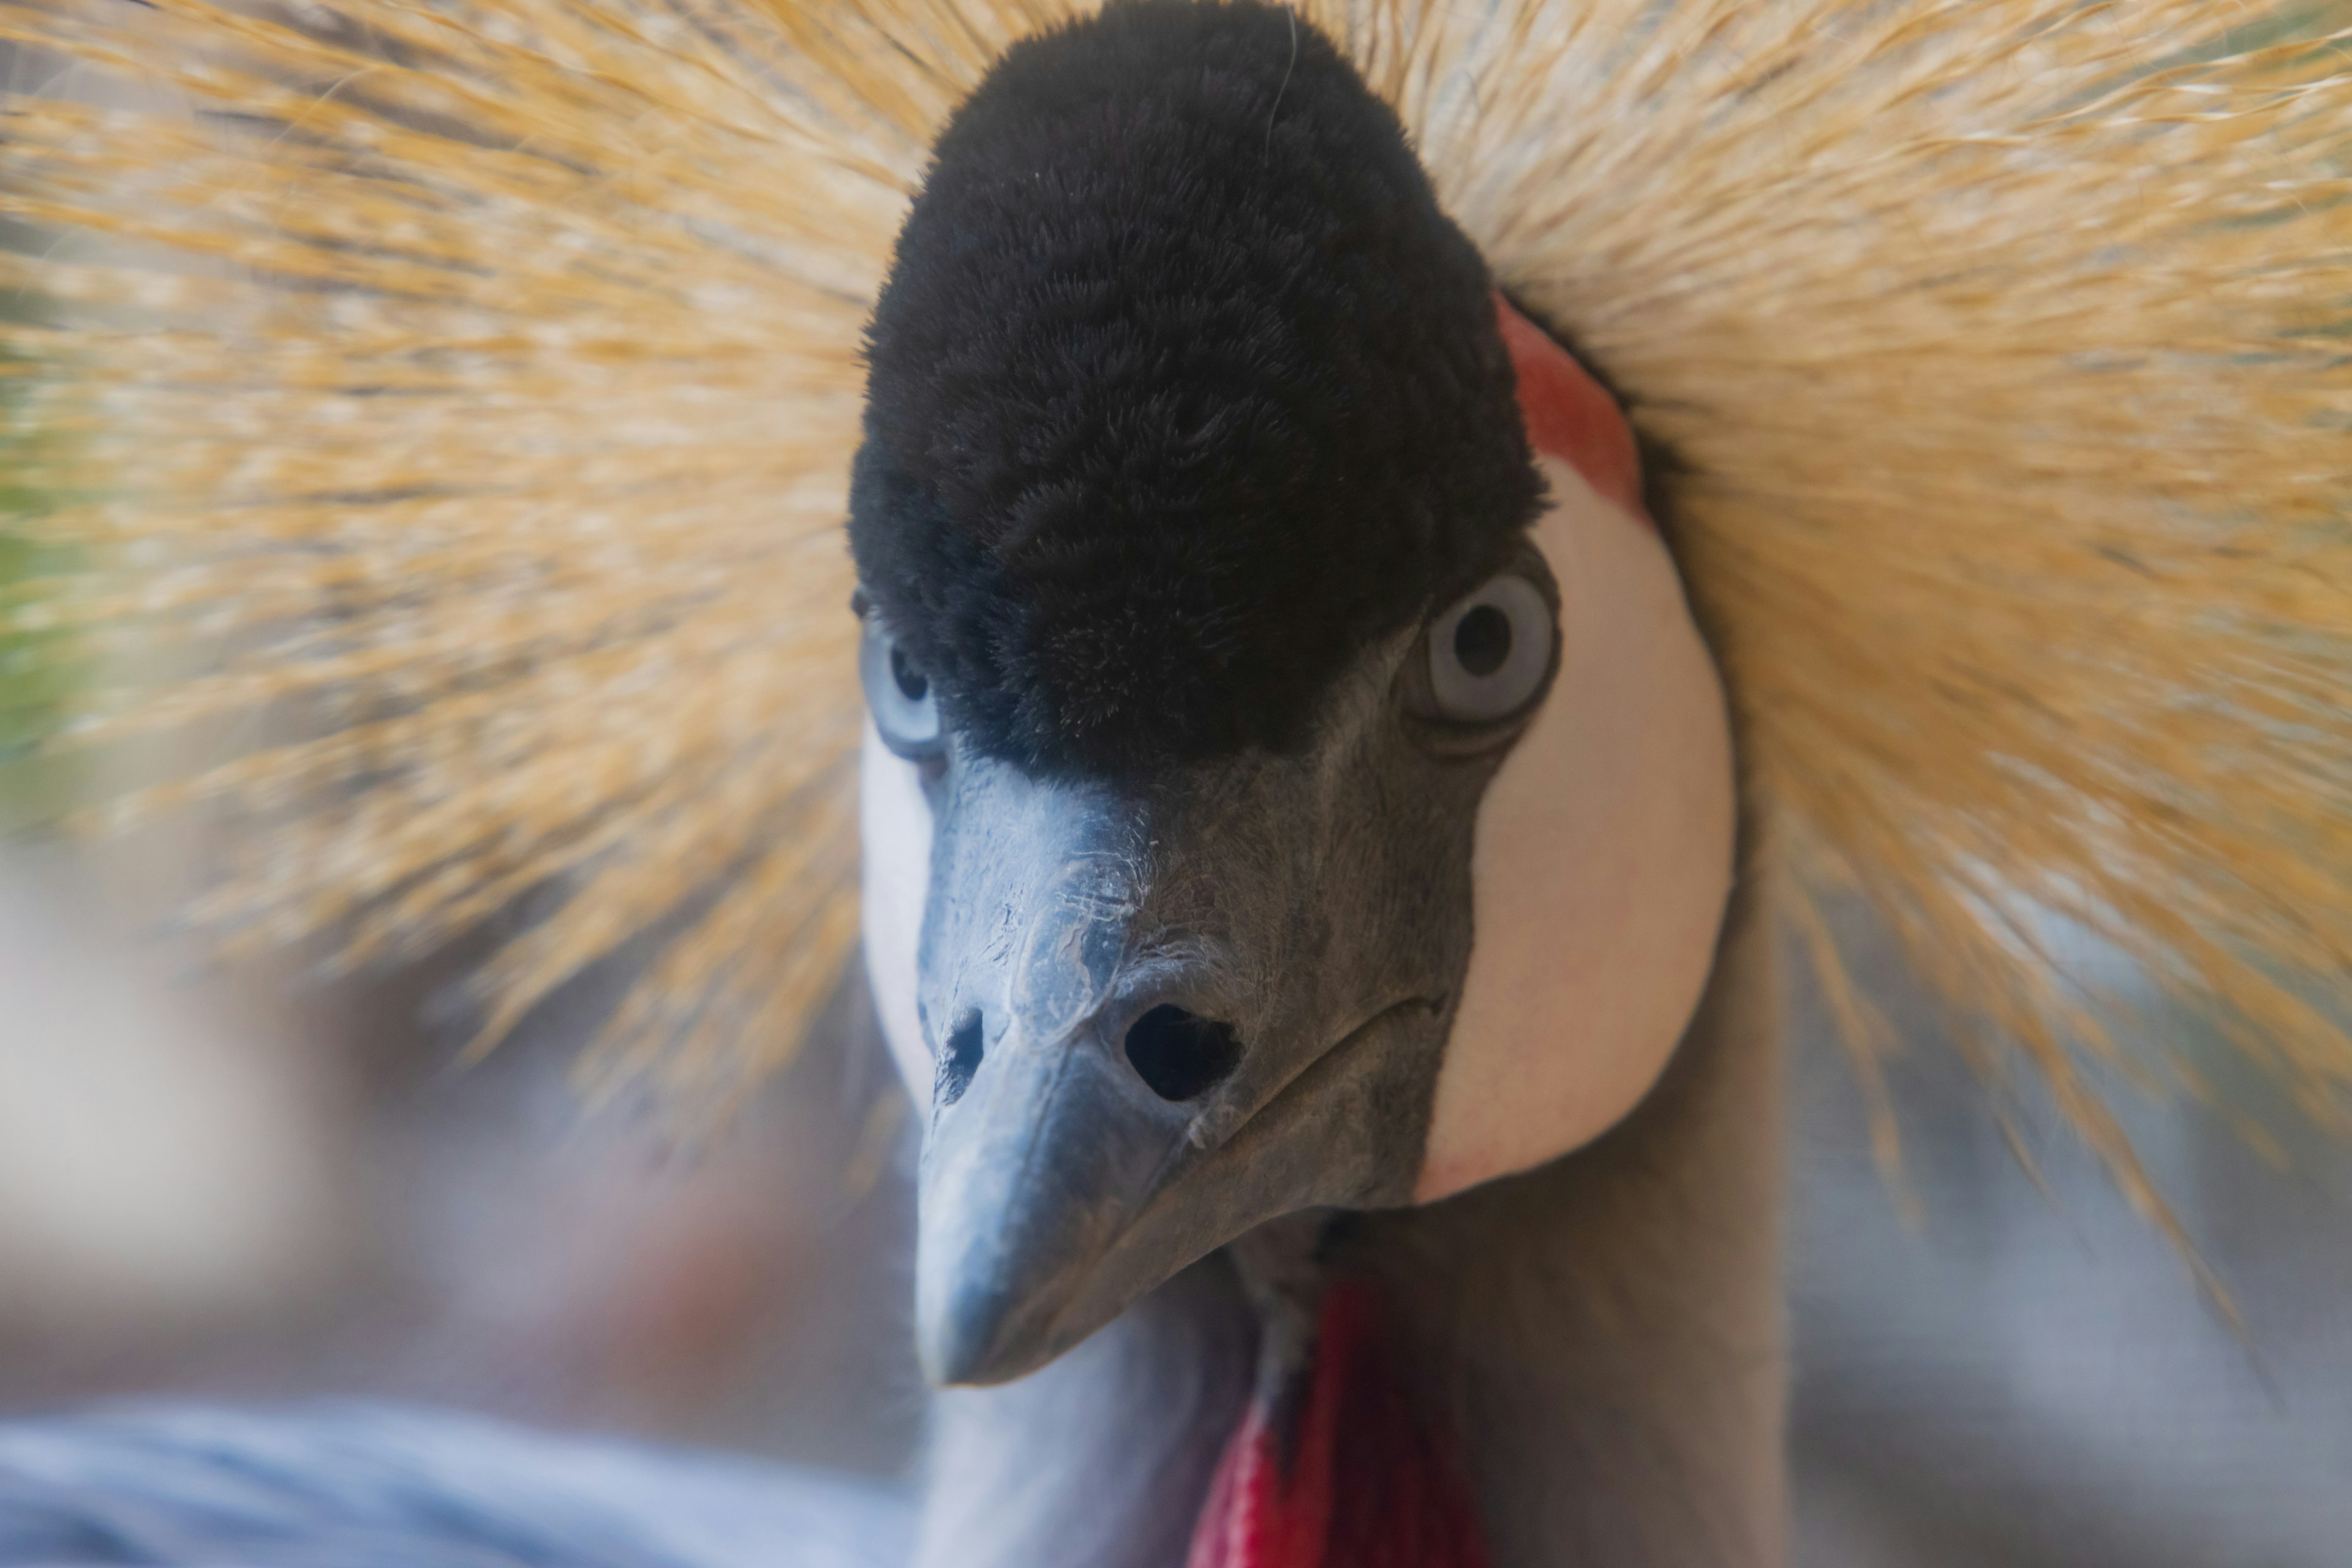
[1123,1005,1243,1102]
[938,1009,984,1107]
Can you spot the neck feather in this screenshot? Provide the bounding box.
[1358,872,1787,1566]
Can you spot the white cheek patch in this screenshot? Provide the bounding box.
[1415,455,1736,1202]
[860,720,937,1111]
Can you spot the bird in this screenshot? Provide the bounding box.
[0,1,2347,1566]
[851,12,1765,1562]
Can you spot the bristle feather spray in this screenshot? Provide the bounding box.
[1,1,2348,1216]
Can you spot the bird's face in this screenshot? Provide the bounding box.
[846,2,1732,1387]
[862,438,1732,1385]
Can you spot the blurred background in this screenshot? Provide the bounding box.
[1,24,2348,1568]
[0,832,2345,1566]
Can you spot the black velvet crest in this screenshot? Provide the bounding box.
[848,0,1540,776]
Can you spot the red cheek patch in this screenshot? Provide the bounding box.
[1493,293,1648,524]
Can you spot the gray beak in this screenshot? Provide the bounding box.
[913,760,1232,1385]
[910,661,1490,1385]
[913,767,1189,1383]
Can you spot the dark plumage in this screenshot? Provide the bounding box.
[848,0,1540,776]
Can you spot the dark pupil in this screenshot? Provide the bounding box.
[889,644,930,703]
[1453,604,1513,678]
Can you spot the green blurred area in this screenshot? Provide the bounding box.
[0,279,85,818]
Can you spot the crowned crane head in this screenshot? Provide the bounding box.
[851,0,1736,1387]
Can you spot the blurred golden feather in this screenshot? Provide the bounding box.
[0,0,2347,1234]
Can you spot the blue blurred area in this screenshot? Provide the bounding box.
[0,1403,908,1568]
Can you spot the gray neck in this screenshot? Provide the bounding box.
[911,1253,1255,1568]
[908,877,1787,1568]
[1360,872,1788,1566]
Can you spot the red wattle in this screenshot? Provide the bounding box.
[1185,1282,1491,1568]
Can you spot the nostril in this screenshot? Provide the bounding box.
[938,1009,984,1106]
[1123,1005,1243,1102]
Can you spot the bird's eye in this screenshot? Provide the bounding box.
[859,608,943,760]
[1400,565,1559,740]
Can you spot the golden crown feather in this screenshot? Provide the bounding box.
[1,0,2348,1231]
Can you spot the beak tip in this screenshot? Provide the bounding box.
[915,1271,1042,1387]
[913,1042,1166,1387]
[916,1327,991,1390]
